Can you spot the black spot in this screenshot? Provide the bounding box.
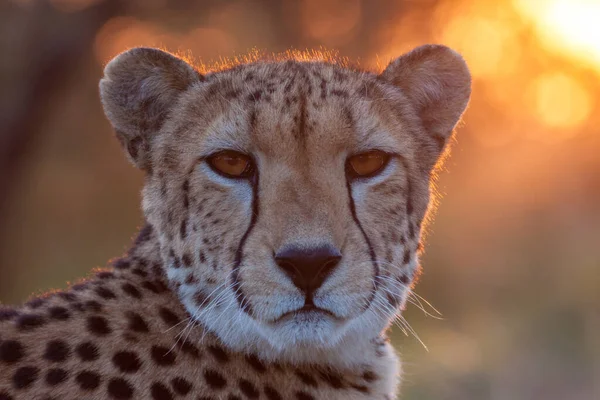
[0,391,13,400]
[12,366,39,389]
[134,223,153,245]
[0,307,18,321]
[86,316,111,336]
[76,342,99,361]
[126,312,149,333]
[295,392,315,400]
[142,280,168,294]
[170,377,192,395]
[107,377,134,399]
[121,283,142,299]
[407,198,414,215]
[48,306,70,320]
[408,222,415,239]
[199,251,206,263]
[245,354,266,373]
[207,345,229,363]
[0,340,24,363]
[181,253,192,267]
[44,340,70,362]
[239,379,259,398]
[180,219,187,239]
[151,382,173,400]
[362,370,377,382]
[158,307,180,327]
[320,370,344,389]
[16,314,45,330]
[95,286,117,300]
[151,345,176,366]
[352,384,370,393]
[135,258,148,269]
[97,271,115,280]
[264,385,283,400]
[203,369,226,389]
[26,297,46,309]
[179,340,201,359]
[331,89,348,98]
[228,396,242,400]
[114,259,131,269]
[112,351,142,373]
[194,291,209,307]
[127,135,142,160]
[151,262,163,277]
[184,274,198,285]
[295,370,318,387]
[249,89,264,102]
[57,292,77,302]
[132,268,148,278]
[403,249,411,265]
[76,370,101,390]
[399,274,410,285]
[45,368,68,385]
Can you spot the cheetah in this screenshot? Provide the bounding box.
[0,44,471,399]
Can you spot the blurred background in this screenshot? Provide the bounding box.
[1,0,598,399]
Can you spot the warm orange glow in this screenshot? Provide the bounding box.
[94,17,161,63]
[301,0,361,45]
[514,0,600,69]
[440,15,521,78]
[529,72,593,131]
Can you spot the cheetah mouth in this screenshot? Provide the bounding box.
[272,304,343,323]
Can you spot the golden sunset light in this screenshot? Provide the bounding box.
[515,0,600,69]
[2,1,599,400]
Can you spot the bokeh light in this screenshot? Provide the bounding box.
[515,0,600,70]
[529,72,593,132]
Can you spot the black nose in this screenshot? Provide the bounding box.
[275,245,342,295]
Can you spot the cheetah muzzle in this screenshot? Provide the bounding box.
[0,45,471,399]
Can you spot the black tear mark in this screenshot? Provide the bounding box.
[230,170,260,316]
[345,176,379,309]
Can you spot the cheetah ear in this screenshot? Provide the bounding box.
[100,47,202,171]
[381,44,471,166]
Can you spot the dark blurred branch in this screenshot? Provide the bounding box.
[0,0,123,216]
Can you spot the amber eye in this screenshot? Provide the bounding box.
[347,150,390,178]
[207,151,253,178]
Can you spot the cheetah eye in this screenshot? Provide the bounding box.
[347,150,390,178]
[206,150,254,178]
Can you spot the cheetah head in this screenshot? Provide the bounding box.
[99,46,470,365]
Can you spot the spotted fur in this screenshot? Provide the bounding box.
[0,45,470,399]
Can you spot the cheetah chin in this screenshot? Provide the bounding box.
[0,44,470,400]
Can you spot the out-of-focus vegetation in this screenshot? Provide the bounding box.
[1,0,598,399]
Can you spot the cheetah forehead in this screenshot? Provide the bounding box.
[166,60,405,163]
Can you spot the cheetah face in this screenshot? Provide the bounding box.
[100,46,470,360]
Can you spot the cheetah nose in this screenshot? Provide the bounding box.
[274,245,342,295]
